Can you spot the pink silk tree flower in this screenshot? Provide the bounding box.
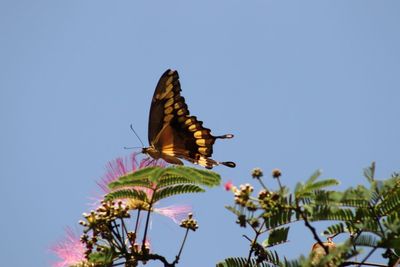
[97,153,166,194]
[154,205,193,224]
[50,228,86,267]
[224,180,234,191]
[96,153,192,224]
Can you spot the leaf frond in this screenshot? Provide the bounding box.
[105,188,149,203]
[263,227,290,247]
[152,184,205,203]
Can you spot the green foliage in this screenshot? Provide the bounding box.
[216,257,276,267]
[223,164,400,267]
[216,252,282,267]
[152,184,205,203]
[105,188,149,203]
[87,247,115,266]
[263,210,293,230]
[106,165,220,206]
[263,227,289,247]
[295,170,339,199]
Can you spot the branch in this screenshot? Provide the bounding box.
[298,207,329,255]
[341,261,388,267]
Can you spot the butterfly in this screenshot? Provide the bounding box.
[142,69,236,169]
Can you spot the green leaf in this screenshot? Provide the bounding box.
[118,166,159,182]
[105,188,149,202]
[353,234,379,248]
[225,206,242,216]
[108,178,152,190]
[216,257,275,267]
[152,184,205,203]
[263,210,293,230]
[263,227,290,247]
[163,166,221,187]
[304,179,340,192]
[311,205,354,221]
[156,175,198,188]
[305,169,322,186]
[323,222,347,236]
[363,162,375,183]
[295,170,339,199]
[88,246,115,265]
[217,251,282,267]
[377,189,400,216]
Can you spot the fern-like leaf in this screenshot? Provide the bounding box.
[152,184,204,203]
[363,162,375,183]
[323,222,347,236]
[304,179,339,193]
[163,166,221,187]
[216,257,277,267]
[311,205,354,221]
[217,251,281,267]
[105,188,149,202]
[156,175,198,189]
[377,189,400,216]
[263,227,290,247]
[353,234,379,248]
[225,206,242,217]
[108,178,152,190]
[263,210,294,230]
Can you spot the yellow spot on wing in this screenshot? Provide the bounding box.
[164,98,174,108]
[194,130,204,138]
[164,106,174,114]
[177,108,187,116]
[196,139,206,146]
[174,102,184,109]
[166,76,173,85]
[188,124,198,132]
[185,118,195,126]
[198,147,210,155]
[164,114,173,122]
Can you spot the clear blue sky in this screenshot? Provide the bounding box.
[1,1,399,266]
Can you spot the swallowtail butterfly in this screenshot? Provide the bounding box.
[142,69,235,169]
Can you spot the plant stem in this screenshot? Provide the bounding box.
[276,177,283,191]
[297,206,329,255]
[341,260,388,267]
[134,208,142,237]
[358,247,378,267]
[142,194,155,251]
[246,220,266,266]
[173,228,190,264]
[257,177,268,190]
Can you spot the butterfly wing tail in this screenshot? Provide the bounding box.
[214,134,234,139]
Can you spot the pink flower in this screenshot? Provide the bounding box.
[50,228,86,267]
[96,153,191,223]
[154,205,193,224]
[97,153,166,194]
[224,180,234,191]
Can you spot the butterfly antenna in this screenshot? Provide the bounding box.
[124,146,143,150]
[130,124,145,147]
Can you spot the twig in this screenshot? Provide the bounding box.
[256,177,268,190]
[298,207,329,255]
[341,260,388,267]
[358,247,378,267]
[276,177,283,191]
[142,193,155,251]
[246,220,266,266]
[173,228,190,265]
[134,208,142,238]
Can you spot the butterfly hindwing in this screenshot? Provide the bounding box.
[145,69,235,169]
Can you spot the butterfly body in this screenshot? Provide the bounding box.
[143,69,235,169]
